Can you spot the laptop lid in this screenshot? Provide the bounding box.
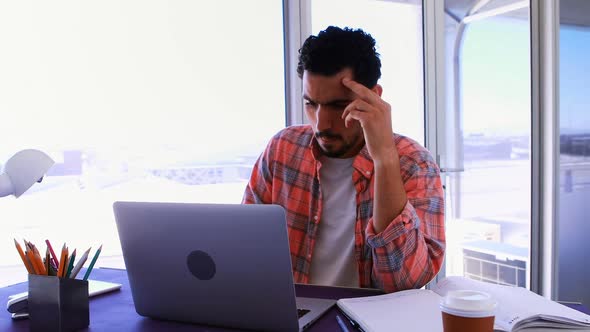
[114,201,315,332]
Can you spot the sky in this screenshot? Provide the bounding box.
[462,17,531,137]
[462,16,590,136]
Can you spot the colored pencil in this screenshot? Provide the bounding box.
[26,248,40,275]
[45,247,50,276]
[45,239,60,268]
[70,247,91,279]
[65,249,77,278]
[57,244,67,278]
[83,245,102,281]
[31,244,47,275]
[14,239,33,274]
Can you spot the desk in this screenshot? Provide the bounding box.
[2,269,589,331]
[1,268,383,331]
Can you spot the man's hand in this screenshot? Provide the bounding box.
[342,78,407,233]
[341,78,396,163]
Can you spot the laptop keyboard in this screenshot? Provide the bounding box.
[297,308,310,318]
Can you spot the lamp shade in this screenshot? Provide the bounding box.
[1,149,54,198]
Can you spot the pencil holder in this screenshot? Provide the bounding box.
[28,274,89,332]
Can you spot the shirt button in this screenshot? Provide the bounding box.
[307,254,312,259]
[365,171,371,175]
[313,216,318,221]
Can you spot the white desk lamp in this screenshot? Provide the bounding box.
[0,149,54,198]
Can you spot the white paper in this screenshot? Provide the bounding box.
[338,289,443,332]
[337,276,590,332]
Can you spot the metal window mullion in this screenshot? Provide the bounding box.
[283,0,311,126]
[423,0,446,286]
[423,0,444,157]
[530,0,559,299]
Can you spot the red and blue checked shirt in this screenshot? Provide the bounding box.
[242,125,445,293]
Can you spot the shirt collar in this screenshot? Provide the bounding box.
[309,137,374,180]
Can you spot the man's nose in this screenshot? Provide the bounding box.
[316,106,334,132]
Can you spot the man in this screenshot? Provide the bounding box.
[243,26,445,293]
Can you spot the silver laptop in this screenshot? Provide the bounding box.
[113,201,336,332]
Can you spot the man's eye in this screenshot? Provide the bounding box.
[304,100,316,106]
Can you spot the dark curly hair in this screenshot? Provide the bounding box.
[297,26,381,88]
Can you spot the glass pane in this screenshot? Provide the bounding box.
[310,0,425,144]
[0,1,285,282]
[443,0,531,288]
[557,0,590,305]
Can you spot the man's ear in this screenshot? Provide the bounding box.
[372,84,383,97]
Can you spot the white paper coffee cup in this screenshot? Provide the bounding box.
[440,290,497,332]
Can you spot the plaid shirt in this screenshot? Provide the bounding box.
[243,125,445,293]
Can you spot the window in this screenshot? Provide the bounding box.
[0,1,285,276]
[557,0,590,305]
[443,0,532,288]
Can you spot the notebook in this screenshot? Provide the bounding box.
[113,201,336,332]
[337,276,590,332]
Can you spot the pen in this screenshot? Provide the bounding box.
[336,315,351,332]
[83,245,102,281]
[340,311,365,332]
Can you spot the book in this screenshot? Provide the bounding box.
[337,276,590,332]
[6,279,122,316]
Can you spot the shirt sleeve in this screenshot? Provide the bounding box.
[242,138,275,205]
[365,159,446,293]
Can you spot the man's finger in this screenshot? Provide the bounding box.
[342,99,374,120]
[344,109,369,128]
[342,78,383,106]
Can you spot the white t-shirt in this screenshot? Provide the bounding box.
[308,156,359,288]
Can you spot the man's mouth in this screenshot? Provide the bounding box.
[316,131,341,142]
[318,136,339,144]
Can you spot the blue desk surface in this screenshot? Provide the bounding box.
[2,269,588,331]
[1,268,383,331]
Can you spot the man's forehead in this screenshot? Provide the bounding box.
[303,68,354,81]
[302,70,355,103]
